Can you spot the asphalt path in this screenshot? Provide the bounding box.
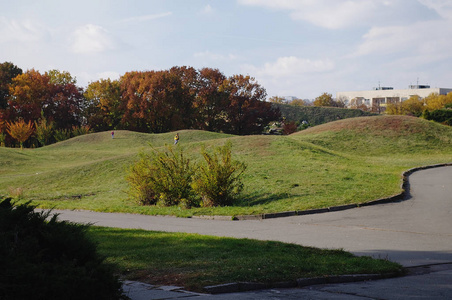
[53,165,452,267]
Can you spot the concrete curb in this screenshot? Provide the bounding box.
[204,272,401,294]
[227,163,452,221]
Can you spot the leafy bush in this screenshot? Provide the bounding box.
[127,143,247,208]
[0,198,125,300]
[192,142,246,207]
[35,117,55,146]
[423,109,452,126]
[72,125,93,137]
[54,128,72,142]
[127,145,198,207]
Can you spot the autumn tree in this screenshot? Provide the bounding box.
[0,62,22,109]
[219,75,280,135]
[120,70,193,133]
[193,68,228,131]
[45,70,84,129]
[289,98,307,106]
[7,118,34,149]
[6,69,51,122]
[424,92,452,111]
[84,78,122,131]
[268,96,286,104]
[313,92,335,107]
[6,69,83,130]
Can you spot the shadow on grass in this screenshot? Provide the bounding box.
[234,192,297,207]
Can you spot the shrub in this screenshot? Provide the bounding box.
[423,109,452,126]
[54,128,72,142]
[127,145,198,207]
[35,117,55,146]
[72,125,92,137]
[0,198,125,300]
[192,142,246,207]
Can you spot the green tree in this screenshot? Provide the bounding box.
[84,78,122,131]
[47,69,77,85]
[34,117,55,146]
[0,62,22,109]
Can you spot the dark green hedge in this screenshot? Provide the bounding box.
[274,104,375,126]
[0,198,125,300]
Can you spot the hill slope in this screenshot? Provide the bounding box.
[1,117,451,216]
[293,115,452,155]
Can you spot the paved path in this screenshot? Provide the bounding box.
[52,165,452,299]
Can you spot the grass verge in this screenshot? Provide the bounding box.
[88,226,404,292]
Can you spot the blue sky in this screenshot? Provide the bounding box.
[1,0,451,99]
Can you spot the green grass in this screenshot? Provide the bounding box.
[87,226,403,292]
[1,115,452,217]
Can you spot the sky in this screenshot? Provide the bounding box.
[1,0,452,99]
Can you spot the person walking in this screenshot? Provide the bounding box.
[174,133,179,145]
[111,131,115,139]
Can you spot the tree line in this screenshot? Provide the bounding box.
[0,62,280,148]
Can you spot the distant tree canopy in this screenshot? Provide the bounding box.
[0,62,23,109]
[313,92,345,108]
[0,63,281,147]
[386,93,452,118]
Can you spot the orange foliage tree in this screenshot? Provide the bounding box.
[6,118,34,149]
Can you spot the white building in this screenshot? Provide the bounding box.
[337,85,452,112]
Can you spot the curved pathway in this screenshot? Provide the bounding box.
[54,165,452,267]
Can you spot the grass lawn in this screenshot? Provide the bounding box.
[1,115,452,217]
[87,226,403,292]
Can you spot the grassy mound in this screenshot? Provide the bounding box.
[1,116,451,216]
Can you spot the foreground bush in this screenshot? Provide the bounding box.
[193,142,246,207]
[127,143,246,207]
[0,198,125,300]
[127,145,198,207]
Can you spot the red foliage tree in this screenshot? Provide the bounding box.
[120,70,193,133]
[194,68,228,131]
[220,75,280,135]
[5,69,83,130]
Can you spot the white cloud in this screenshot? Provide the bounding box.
[354,19,452,63]
[119,12,173,24]
[418,0,452,19]
[70,24,115,54]
[238,0,383,29]
[0,17,49,43]
[241,56,336,98]
[246,56,334,78]
[238,0,443,29]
